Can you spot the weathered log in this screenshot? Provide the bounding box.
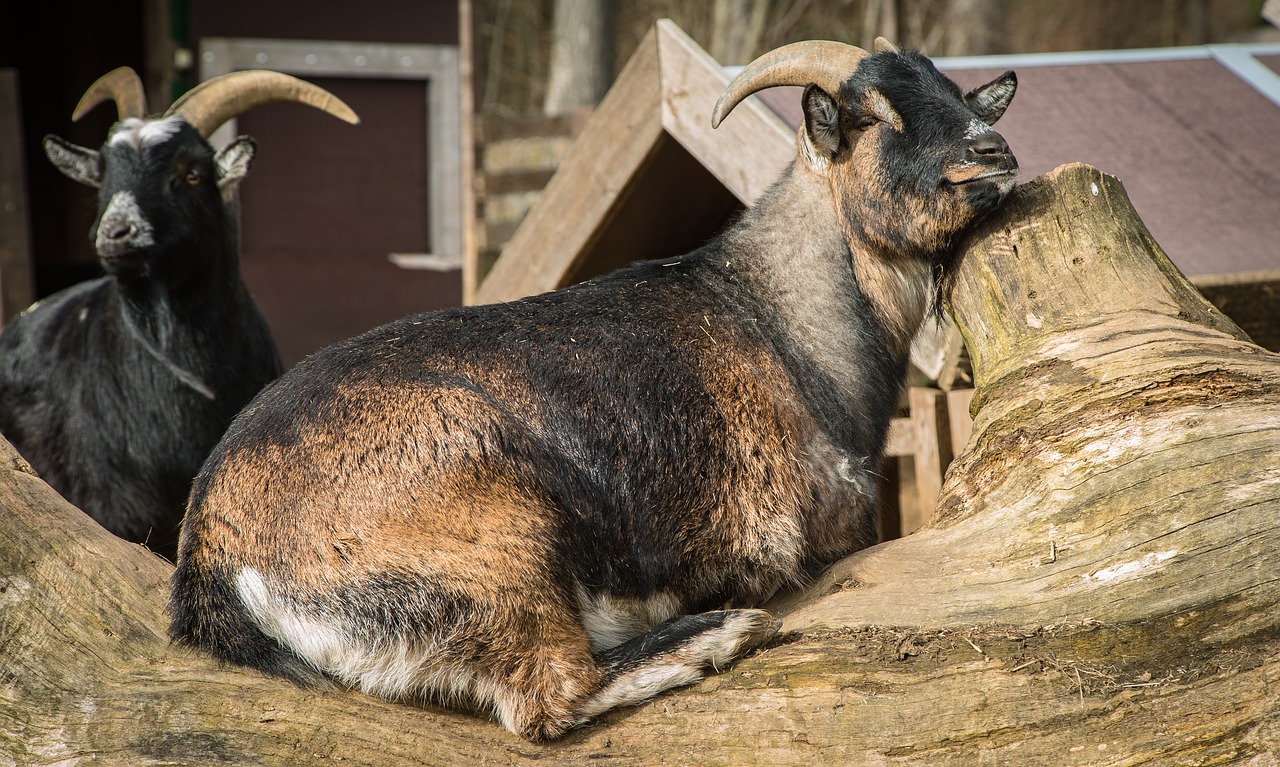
[2,163,1278,765]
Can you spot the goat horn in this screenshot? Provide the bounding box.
[712,40,869,128]
[162,70,360,138]
[873,37,901,54]
[73,67,147,122]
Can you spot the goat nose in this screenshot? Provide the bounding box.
[103,219,136,241]
[969,132,1010,157]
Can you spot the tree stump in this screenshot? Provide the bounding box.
[3,163,1278,765]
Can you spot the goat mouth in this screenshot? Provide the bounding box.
[98,247,144,262]
[98,248,151,274]
[946,168,1019,186]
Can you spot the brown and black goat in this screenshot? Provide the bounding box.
[0,68,357,558]
[170,39,1018,740]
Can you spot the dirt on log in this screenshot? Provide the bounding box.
[2,163,1278,766]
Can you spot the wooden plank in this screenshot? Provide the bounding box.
[0,69,34,326]
[459,0,479,303]
[907,387,953,533]
[480,168,557,196]
[655,19,793,205]
[474,25,665,304]
[884,417,913,457]
[483,219,523,248]
[475,114,575,144]
[1264,0,1280,28]
[946,387,976,456]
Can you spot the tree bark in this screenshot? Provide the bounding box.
[3,163,1279,765]
[943,0,1006,55]
[543,0,617,115]
[709,0,772,66]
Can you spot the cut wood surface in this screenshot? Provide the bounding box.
[3,163,1279,765]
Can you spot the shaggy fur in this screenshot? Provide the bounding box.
[171,46,1018,739]
[0,117,281,558]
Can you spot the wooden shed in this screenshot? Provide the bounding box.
[470,20,1280,537]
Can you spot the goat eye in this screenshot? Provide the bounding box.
[854,117,878,131]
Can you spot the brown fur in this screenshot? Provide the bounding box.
[170,43,1017,742]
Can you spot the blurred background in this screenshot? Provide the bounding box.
[1,0,1277,368]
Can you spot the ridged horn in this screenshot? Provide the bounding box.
[162,70,360,138]
[873,37,901,54]
[72,67,147,122]
[712,40,870,128]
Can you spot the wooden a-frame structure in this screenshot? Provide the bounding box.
[472,19,792,305]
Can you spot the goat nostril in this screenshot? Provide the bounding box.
[970,134,1009,156]
[105,223,134,241]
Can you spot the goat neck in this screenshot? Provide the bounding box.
[723,163,908,406]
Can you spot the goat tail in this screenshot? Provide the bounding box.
[168,559,332,689]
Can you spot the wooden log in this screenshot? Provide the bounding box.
[3,164,1279,764]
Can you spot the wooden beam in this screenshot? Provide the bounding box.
[473,20,798,306]
[946,387,975,456]
[459,0,479,303]
[654,19,792,205]
[906,387,953,533]
[884,417,913,457]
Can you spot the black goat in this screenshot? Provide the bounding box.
[0,67,358,558]
[171,39,1018,739]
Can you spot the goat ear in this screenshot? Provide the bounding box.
[43,135,101,189]
[801,84,842,162]
[215,136,256,191]
[965,70,1017,126]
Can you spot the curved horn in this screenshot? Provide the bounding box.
[162,70,360,138]
[873,37,901,54]
[72,67,147,122]
[712,40,869,128]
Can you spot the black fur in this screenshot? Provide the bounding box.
[170,43,1018,740]
[0,119,281,558]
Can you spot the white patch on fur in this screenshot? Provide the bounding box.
[800,130,831,174]
[234,567,501,713]
[576,588,681,652]
[96,191,155,251]
[964,118,990,141]
[109,117,185,149]
[837,454,875,498]
[575,610,775,719]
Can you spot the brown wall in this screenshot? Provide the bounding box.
[189,0,463,368]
